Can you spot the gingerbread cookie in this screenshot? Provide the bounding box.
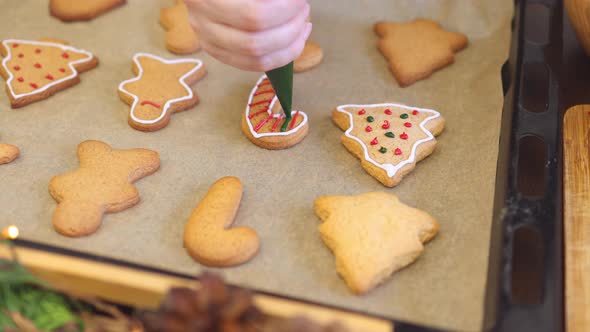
[49,140,160,237]
[0,39,98,108]
[118,53,206,132]
[294,41,323,73]
[315,192,439,294]
[242,75,309,150]
[374,19,468,87]
[160,0,200,54]
[50,0,126,22]
[184,177,259,267]
[0,143,19,165]
[332,103,445,187]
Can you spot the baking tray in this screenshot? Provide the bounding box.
[0,1,536,331]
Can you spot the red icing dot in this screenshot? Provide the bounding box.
[404,122,412,128]
[13,65,20,71]
[17,53,23,58]
[12,43,18,48]
[394,148,402,155]
[35,48,41,53]
[365,126,372,132]
[29,83,38,89]
[17,77,23,82]
[400,132,409,140]
[370,137,378,145]
[62,52,69,58]
[382,120,390,129]
[59,68,66,72]
[412,110,419,115]
[45,74,54,80]
[358,109,366,115]
[384,109,392,115]
[34,63,42,68]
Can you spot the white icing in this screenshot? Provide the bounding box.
[335,103,441,178]
[1,39,94,99]
[245,75,308,138]
[118,53,203,125]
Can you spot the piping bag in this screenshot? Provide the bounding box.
[265,61,293,132]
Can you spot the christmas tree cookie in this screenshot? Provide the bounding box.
[315,192,439,294]
[118,53,206,132]
[241,75,309,150]
[332,103,445,187]
[0,39,98,108]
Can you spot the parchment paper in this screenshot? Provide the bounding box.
[0,1,512,331]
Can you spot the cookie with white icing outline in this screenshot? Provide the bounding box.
[118,53,206,132]
[241,75,309,150]
[0,143,19,165]
[0,39,98,108]
[315,192,439,294]
[332,103,445,187]
[160,0,200,54]
[50,0,126,22]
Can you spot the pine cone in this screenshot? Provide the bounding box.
[141,273,263,332]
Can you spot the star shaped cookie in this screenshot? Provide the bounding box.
[374,19,468,87]
[0,143,19,165]
[315,192,439,294]
[118,53,206,131]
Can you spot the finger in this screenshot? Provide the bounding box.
[201,22,311,71]
[198,3,310,57]
[186,0,308,31]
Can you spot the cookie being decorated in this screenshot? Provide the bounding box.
[49,140,160,237]
[118,53,206,132]
[332,103,445,187]
[0,39,98,108]
[0,143,19,165]
[374,19,468,87]
[315,192,439,294]
[242,75,308,150]
[50,0,126,22]
[160,0,200,54]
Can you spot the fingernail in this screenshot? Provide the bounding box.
[305,22,312,39]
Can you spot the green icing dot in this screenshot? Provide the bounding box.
[385,132,395,138]
[379,147,387,153]
[367,116,375,122]
[400,113,409,119]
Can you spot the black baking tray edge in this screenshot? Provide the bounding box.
[10,0,569,331]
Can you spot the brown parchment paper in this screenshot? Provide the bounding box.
[0,1,512,331]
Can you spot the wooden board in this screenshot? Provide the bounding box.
[563,105,590,332]
[0,243,392,332]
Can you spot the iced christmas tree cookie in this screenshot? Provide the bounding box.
[0,39,98,108]
[332,103,445,187]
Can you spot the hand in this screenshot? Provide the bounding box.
[185,0,312,72]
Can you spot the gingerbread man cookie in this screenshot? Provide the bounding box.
[0,143,19,165]
[160,0,200,54]
[374,19,468,87]
[242,75,309,150]
[118,53,206,132]
[49,140,160,237]
[50,0,126,22]
[315,192,439,294]
[0,39,98,108]
[184,177,260,267]
[332,103,445,187]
